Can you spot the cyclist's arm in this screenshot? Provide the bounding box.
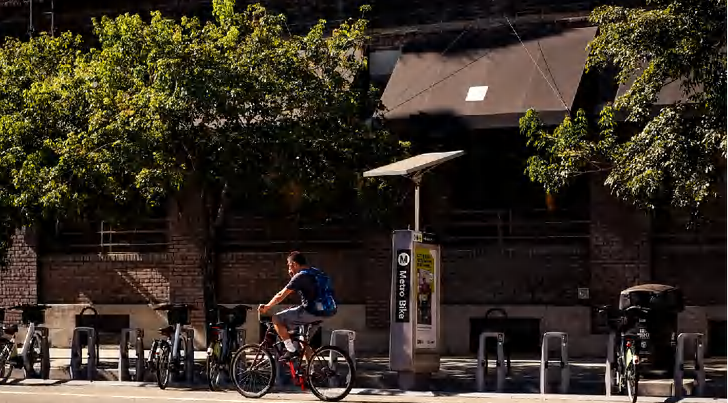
[263,287,294,309]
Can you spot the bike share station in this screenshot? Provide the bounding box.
[363,150,463,390]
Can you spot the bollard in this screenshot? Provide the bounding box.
[673,332,705,398]
[119,328,145,381]
[71,327,97,381]
[540,332,569,394]
[604,331,616,396]
[183,328,195,384]
[476,332,506,392]
[36,326,51,380]
[329,330,356,370]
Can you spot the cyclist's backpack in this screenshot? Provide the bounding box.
[301,267,338,317]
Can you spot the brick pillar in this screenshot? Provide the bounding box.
[589,175,652,305]
[1,228,39,322]
[168,198,206,348]
[363,235,392,329]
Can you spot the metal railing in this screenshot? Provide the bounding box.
[673,332,706,398]
[476,331,506,392]
[119,328,145,381]
[70,327,97,381]
[540,332,570,394]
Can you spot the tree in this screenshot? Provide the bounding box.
[0,0,408,325]
[520,0,726,213]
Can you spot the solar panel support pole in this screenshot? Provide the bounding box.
[413,175,422,232]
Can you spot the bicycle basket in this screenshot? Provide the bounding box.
[167,307,190,326]
[21,307,45,325]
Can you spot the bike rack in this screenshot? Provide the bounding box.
[118,328,145,381]
[329,330,356,370]
[71,327,97,381]
[673,332,705,398]
[476,331,506,392]
[540,332,570,394]
[604,331,616,396]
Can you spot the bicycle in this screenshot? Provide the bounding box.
[206,304,251,391]
[153,303,195,389]
[231,311,355,402]
[0,304,51,381]
[602,305,644,403]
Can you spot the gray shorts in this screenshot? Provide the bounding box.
[275,306,323,328]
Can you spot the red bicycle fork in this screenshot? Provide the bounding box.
[287,361,306,390]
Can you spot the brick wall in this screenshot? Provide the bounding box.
[40,254,169,304]
[217,234,392,328]
[442,242,588,305]
[588,175,652,305]
[1,228,38,322]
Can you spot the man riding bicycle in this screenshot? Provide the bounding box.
[258,251,338,361]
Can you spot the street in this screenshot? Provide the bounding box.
[0,384,723,403]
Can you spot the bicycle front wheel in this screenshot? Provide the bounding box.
[206,342,222,391]
[156,340,172,390]
[231,344,276,398]
[625,345,639,403]
[307,345,355,402]
[0,339,13,382]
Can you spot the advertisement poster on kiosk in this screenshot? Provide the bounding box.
[415,246,438,350]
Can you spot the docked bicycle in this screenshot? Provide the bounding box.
[599,283,685,402]
[231,311,355,402]
[0,304,50,381]
[152,303,195,389]
[206,304,251,391]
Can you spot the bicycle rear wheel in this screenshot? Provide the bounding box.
[231,344,276,398]
[307,345,355,402]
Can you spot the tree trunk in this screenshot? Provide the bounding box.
[199,182,230,342]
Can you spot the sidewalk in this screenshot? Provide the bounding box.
[13,348,726,399]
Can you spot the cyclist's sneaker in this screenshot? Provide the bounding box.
[279,349,300,362]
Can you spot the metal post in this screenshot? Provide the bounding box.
[413,176,421,232]
[182,328,195,384]
[605,331,616,396]
[71,327,96,381]
[119,328,144,381]
[476,332,506,392]
[37,326,50,380]
[135,329,145,381]
[673,333,705,398]
[540,332,569,394]
[329,330,356,370]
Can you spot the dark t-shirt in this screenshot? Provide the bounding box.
[285,270,318,308]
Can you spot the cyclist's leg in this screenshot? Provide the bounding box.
[273,307,319,360]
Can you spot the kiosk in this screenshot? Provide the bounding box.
[363,150,464,389]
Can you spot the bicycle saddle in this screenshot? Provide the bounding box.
[2,324,18,335]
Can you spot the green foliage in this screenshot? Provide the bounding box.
[520,0,726,211]
[0,1,408,266]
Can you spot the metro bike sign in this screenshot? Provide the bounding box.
[394,249,411,323]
